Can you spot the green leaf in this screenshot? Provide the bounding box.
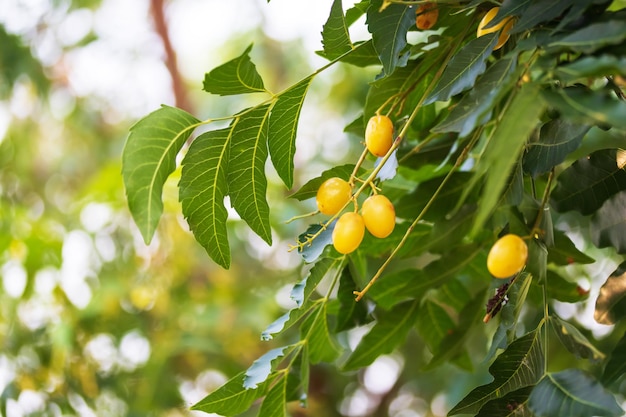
[551,149,626,216]
[289,164,357,201]
[591,191,626,254]
[483,0,532,29]
[471,83,546,235]
[258,375,287,417]
[549,20,626,54]
[602,330,626,385]
[448,329,544,416]
[202,44,267,95]
[522,119,590,178]
[595,261,626,325]
[321,0,353,60]
[547,229,595,265]
[366,0,415,76]
[510,0,572,34]
[244,345,298,389]
[433,56,518,137]
[268,76,314,188]
[191,371,272,415]
[545,270,590,304]
[475,387,534,417]
[123,105,200,244]
[302,302,341,364]
[228,105,273,244]
[179,128,231,268]
[528,370,623,417]
[549,316,604,361]
[425,34,498,105]
[335,266,370,332]
[338,39,380,67]
[342,299,420,370]
[416,299,457,354]
[555,55,626,83]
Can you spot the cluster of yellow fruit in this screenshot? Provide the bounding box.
[315,115,397,255]
[477,7,515,50]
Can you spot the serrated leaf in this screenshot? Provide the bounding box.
[123,105,200,244]
[335,266,370,332]
[268,76,313,188]
[321,0,353,60]
[510,0,572,34]
[556,55,626,83]
[591,191,626,254]
[302,302,341,364]
[528,370,623,417]
[549,316,604,361]
[595,261,626,325]
[191,371,272,415]
[203,44,267,95]
[602,330,626,385]
[471,83,546,235]
[179,128,231,268]
[448,329,544,416]
[290,164,357,201]
[342,299,420,370]
[367,0,415,77]
[551,149,626,216]
[425,34,498,105]
[258,375,287,417]
[549,20,626,54]
[475,387,534,417]
[244,345,298,389]
[523,119,590,178]
[434,56,518,137]
[547,229,595,265]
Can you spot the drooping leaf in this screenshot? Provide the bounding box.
[258,374,287,417]
[591,191,626,254]
[179,128,231,268]
[290,164,357,201]
[551,149,626,216]
[549,20,626,54]
[425,34,498,105]
[555,55,626,83]
[366,0,415,77]
[244,344,299,389]
[510,0,573,34]
[301,302,341,364]
[549,316,604,361]
[448,329,544,416]
[296,222,335,263]
[602,330,626,385]
[475,387,534,417]
[547,229,595,265]
[191,371,273,415]
[268,76,313,188]
[342,299,420,370]
[522,119,590,178]
[595,261,626,325]
[203,44,267,95]
[123,105,200,244]
[528,369,623,417]
[335,266,370,332]
[321,0,353,60]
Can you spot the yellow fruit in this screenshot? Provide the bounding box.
[316,177,352,215]
[365,115,394,157]
[487,234,528,279]
[416,2,439,30]
[361,194,396,238]
[333,212,365,254]
[477,7,514,39]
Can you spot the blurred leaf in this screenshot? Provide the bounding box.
[342,299,420,370]
[510,0,572,34]
[528,369,623,417]
[335,267,370,332]
[258,375,287,417]
[549,20,626,54]
[595,261,626,325]
[123,105,200,244]
[191,371,273,415]
[549,316,604,361]
[427,204,476,254]
[228,105,273,244]
[321,0,353,60]
[448,329,544,416]
[366,0,415,76]
[602,330,626,385]
[547,229,595,265]
[551,149,626,215]
[591,191,626,254]
[555,55,626,83]
[416,299,456,354]
[301,302,341,364]
[244,345,299,389]
[268,76,313,188]
[179,128,231,268]
[425,34,498,105]
[296,222,335,263]
[483,0,532,29]
[522,119,590,178]
[203,44,267,95]
[338,39,380,67]
[476,387,534,417]
[290,164,357,201]
[546,270,590,304]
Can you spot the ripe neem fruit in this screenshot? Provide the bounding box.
[316,177,352,215]
[487,234,529,279]
[365,115,394,157]
[361,194,395,238]
[333,212,365,254]
[416,2,439,30]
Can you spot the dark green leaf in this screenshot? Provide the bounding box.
[268,76,313,188]
[602,330,626,385]
[191,371,272,415]
[301,302,341,364]
[510,0,572,34]
[366,0,415,76]
[595,261,626,325]
[228,105,273,244]
[555,55,626,83]
[591,191,626,254]
[547,229,595,265]
[551,149,626,215]
[338,39,380,67]
[321,0,353,60]
[244,344,298,389]
[483,0,532,29]
[342,299,420,370]
[528,370,623,417]
[549,316,604,361]
[523,119,590,178]
[203,44,267,95]
[448,329,544,416]
[335,267,370,332]
[427,204,476,254]
[123,105,200,244]
[476,387,534,417]
[546,270,590,303]
[425,34,498,105]
[416,299,457,354]
[290,164,357,201]
[549,20,626,54]
[258,375,287,417]
[179,128,231,268]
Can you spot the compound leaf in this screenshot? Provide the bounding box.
[203,44,267,95]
